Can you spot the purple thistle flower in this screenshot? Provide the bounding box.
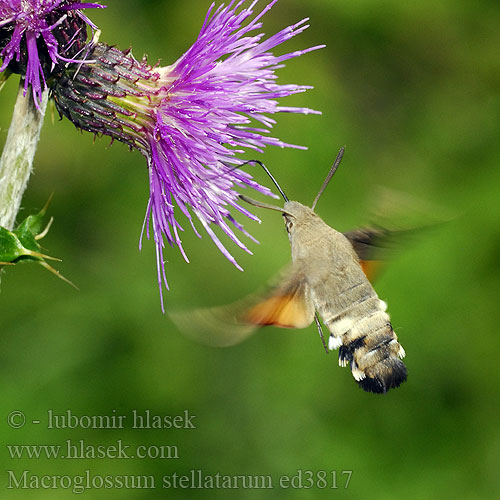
[51,0,324,311]
[146,1,324,308]
[0,0,105,107]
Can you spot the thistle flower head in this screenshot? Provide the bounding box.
[51,0,324,311]
[0,0,105,107]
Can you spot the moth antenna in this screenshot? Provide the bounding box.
[239,195,293,216]
[237,160,289,202]
[311,146,345,211]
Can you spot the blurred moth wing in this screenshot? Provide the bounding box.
[243,265,314,328]
[170,264,315,347]
[343,227,399,282]
[343,186,452,282]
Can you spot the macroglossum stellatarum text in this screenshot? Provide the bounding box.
[172,148,407,394]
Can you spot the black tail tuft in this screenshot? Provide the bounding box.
[357,359,407,394]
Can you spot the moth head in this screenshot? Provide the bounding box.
[282,201,317,236]
[238,195,298,240]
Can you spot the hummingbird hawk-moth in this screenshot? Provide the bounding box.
[173,148,408,394]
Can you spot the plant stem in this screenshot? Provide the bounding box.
[0,84,48,230]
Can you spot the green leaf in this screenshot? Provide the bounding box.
[16,192,53,238]
[0,195,76,288]
[0,226,30,262]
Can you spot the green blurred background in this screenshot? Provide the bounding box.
[1,0,499,498]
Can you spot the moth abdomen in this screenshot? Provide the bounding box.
[323,293,407,394]
[350,322,407,394]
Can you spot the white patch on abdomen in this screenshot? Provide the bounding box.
[328,334,342,350]
[327,317,355,351]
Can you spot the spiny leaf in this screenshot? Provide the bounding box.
[16,192,53,240]
[0,195,75,287]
